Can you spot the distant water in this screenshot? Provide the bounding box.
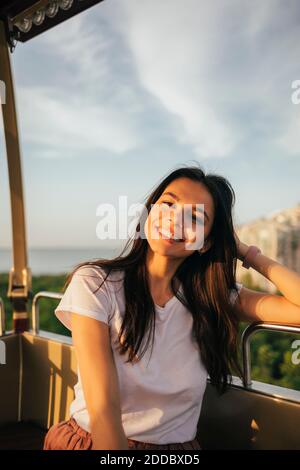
[0,247,124,275]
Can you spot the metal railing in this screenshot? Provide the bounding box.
[0,297,5,336]
[32,291,63,335]
[30,295,300,390]
[241,322,300,387]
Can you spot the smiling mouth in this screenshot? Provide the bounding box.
[156,226,185,242]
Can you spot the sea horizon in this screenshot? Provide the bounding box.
[0,246,125,275]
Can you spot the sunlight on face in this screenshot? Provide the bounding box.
[144,177,214,257]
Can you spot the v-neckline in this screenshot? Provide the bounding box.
[154,283,183,311]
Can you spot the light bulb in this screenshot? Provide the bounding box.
[15,17,33,33]
[59,0,74,10]
[46,1,59,18]
[33,9,46,26]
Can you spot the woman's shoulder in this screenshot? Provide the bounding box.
[72,264,125,295]
[73,264,123,279]
[72,264,106,278]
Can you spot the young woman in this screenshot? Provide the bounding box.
[43,165,300,450]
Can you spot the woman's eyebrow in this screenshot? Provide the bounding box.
[162,191,210,222]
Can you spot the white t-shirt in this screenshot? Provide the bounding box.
[54,264,243,444]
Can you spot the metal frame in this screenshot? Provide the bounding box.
[0,19,31,333]
[29,294,300,404]
[0,2,107,334]
[242,321,300,387]
[0,0,106,51]
[32,291,63,335]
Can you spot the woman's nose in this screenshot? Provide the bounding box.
[162,208,184,236]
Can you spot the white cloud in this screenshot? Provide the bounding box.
[113,0,300,159]
[38,12,111,85]
[11,0,300,160]
[16,12,143,157]
[115,0,237,158]
[277,113,300,156]
[17,86,140,156]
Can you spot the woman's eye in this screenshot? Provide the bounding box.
[160,202,203,223]
[161,201,174,208]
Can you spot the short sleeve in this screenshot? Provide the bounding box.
[54,265,114,331]
[229,282,243,306]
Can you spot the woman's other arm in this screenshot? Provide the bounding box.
[233,232,300,324]
[70,312,129,450]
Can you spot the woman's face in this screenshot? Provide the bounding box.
[144,177,215,257]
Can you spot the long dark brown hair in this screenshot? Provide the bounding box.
[62,163,246,394]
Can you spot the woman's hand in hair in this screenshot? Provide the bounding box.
[233,230,249,261]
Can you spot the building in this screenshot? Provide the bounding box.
[235,203,300,293]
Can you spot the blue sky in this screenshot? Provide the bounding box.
[1,0,300,248]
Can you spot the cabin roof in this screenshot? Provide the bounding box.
[0,0,105,50]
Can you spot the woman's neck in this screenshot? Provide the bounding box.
[145,248,182,296]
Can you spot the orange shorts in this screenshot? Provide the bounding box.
[43,417,201,450]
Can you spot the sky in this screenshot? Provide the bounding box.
[0,0,300,249]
